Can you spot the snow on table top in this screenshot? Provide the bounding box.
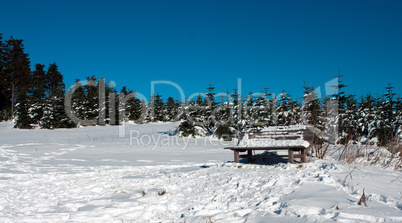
[237,125,312,148]
[237,134,310,148]
[242,124,312,133]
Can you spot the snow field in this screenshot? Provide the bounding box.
[0,122,401,222]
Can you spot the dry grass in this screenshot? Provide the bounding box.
[199,216,213,223]
[328,138,402,171]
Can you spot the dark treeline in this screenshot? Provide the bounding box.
[0,33,401,146]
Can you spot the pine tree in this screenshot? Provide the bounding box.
[83,76,99,124]
[41,63,74,128]
[71,79,86,121]
[144,94,155,122]
[330,73,348,140]
[14,91,32,128]
[0,33,9,117]
[376,83,396,145]
[130,92,143,121]
[252,90,270,128]
[343,94,359,143]
[359,93,377,143]
[5,37,32,128]
[105,81,118,125]
[153,93,165,122]
[394,96,402,141]
[214,90,235,140]
[301,84,321,128]
[277,90,291,126]
[166,96,178,121]
[204,84,217,133]
[119,86,132,123]
[243,91,255,129]
[231,87,243,132]
[29,64,47,124]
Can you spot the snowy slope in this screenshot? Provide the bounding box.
[0,122,401,222]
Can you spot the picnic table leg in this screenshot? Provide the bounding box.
[288,149,294,164]
[234,150,240,163]
[301,148,306,163]
[247,150,253,164]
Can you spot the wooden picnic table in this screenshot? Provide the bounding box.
[225,125,316,164]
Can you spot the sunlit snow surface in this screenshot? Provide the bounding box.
[0,121,401,222]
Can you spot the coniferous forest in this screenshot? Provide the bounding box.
[0,33,401,146]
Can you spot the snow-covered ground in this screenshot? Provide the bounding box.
[0,121,401,222]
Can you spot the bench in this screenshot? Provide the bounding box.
[225,125,316,164]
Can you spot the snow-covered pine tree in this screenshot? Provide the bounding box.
[252,90,270,128]
[376,83,396,146]
[243,91,255,129]
[129,92,143,122]
[118,86,132,124]
[14,91,32,128]
[358,93,377,143]
[394,96,402,141]
[214,90,235,140]
[28,64,47,125]
[153,93,165,122]
[342,94,360,143]
[301,84,321,128]
[71,79,86,122]
[277,90,293,126]
[144,94,155,123]
[40,63,74,129]
[230,87,244,133]
[82,76,99,125]
[6,37,32,128]
[0,34,10,120]
[177,93,207,137]
[330,73,348,142]
[204,84,217,133]
[165,96,179,121]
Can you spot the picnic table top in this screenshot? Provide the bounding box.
[231,125,316,149]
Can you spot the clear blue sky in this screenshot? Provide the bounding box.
[1,0,401,102]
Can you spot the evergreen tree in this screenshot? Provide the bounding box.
[376,83,396,145]
[29,64,47,124]
[119,86,132,123]
[14,91,32,128]
[394,96,402,140]
[358,93,377,143]
[83,76,99,124]
[5,37,32,128]
[0,34,9,116]
[343,94,360,143]
[202,84,217,133]
[301,84,321,128]
[277,90,291,126]
[118,86,143,122]
[144,94,155,122]
[71,79,86,121]
[215,90,230,124]
[177,119,197,137]
[243,91,255,129]
[40,63,74,129]
[252,90,270,127]
[166,96,178,121]
[106,82,118,124]
[130,92,143,121]
[153,93,165,122]
[330,73,348,139]
[230,87,243,132]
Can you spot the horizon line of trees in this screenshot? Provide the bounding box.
[0,33,401,146]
